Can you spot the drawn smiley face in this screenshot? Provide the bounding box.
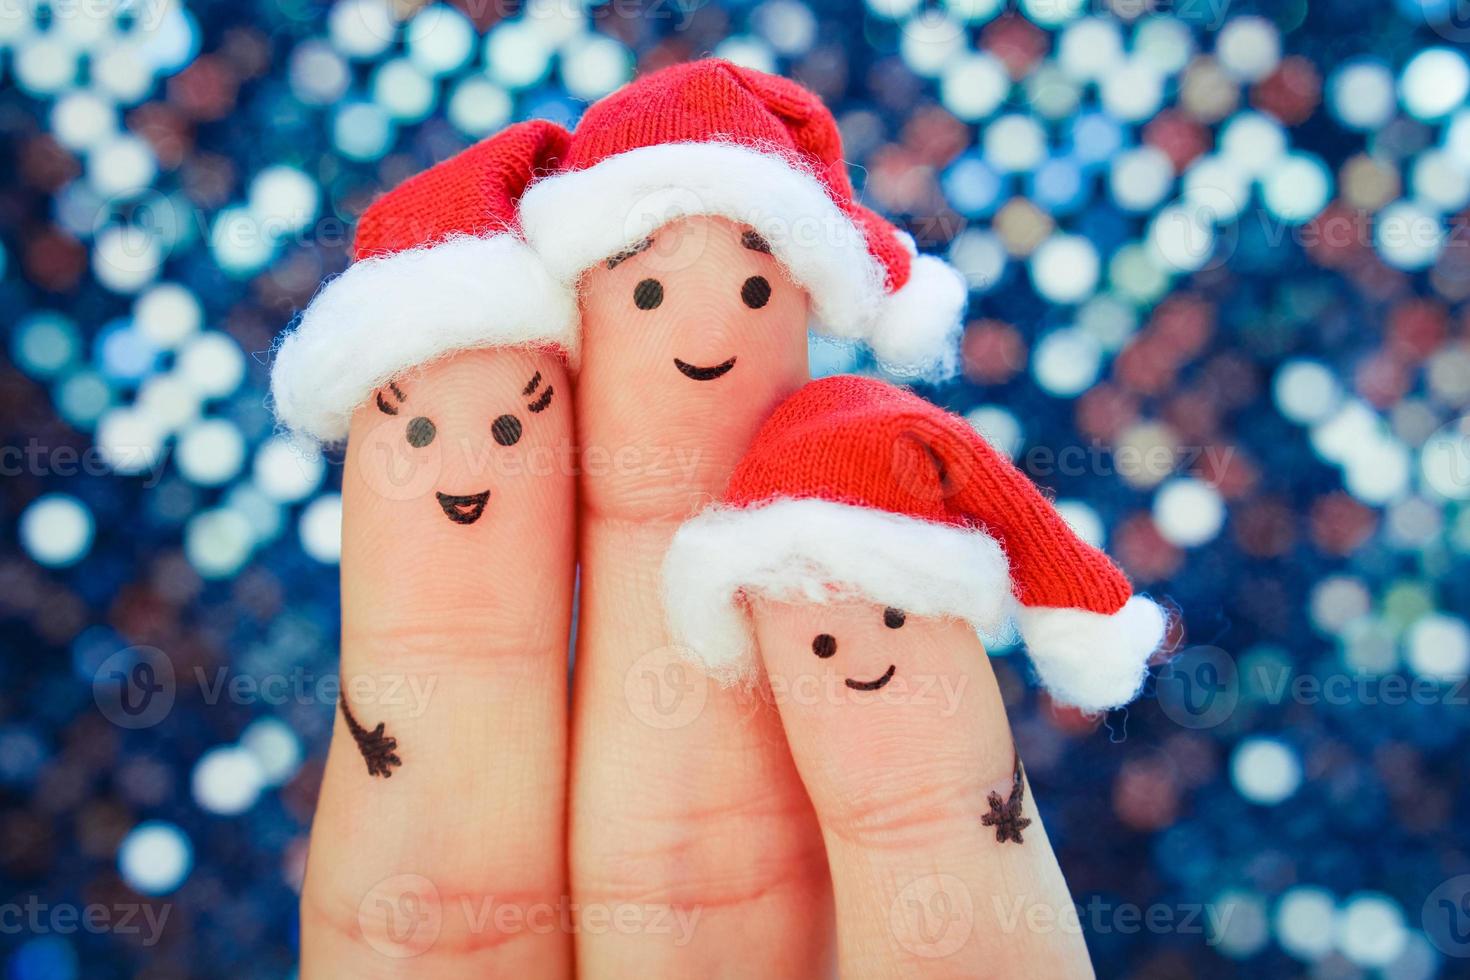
[371,370,556,525]
[606,226,779,384]
[811,606,907,691]
[574,215,810,515]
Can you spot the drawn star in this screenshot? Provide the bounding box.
[340,695,403,778]
[981,755,1031,844]
[359,723,402,778]
[981,788,1032,844]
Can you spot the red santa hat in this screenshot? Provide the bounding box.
[518,59,968,377]
[662,375,1170,712]
[271,120,578,443]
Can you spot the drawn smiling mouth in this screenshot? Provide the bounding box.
[435,490,490,525]
[846,665,896,691]
[674,356,736,381]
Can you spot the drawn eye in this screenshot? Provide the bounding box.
[884,607,906,629]
[741,276,771,309]
[812,633,837,658]
[406,416,435,448]
[492,414,522,447]
[634,278,663,310]
[606,238,653,269]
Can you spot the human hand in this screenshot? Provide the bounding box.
[294,217,1093,980]
[285,58,1109,979]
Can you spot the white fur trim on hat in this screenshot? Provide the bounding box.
[519,141,964,377]
[1015,596,1167,713]
[869,254,969,378]
[271,234,578,444]
[662,497,1011,683]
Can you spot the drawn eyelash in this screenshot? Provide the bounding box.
[376,381,406,415]
[522,371,542,396]
[527,386,554,413]
[606,237,653,269]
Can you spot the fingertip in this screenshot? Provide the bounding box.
[573,215,810,520]
[748,600,1006,793]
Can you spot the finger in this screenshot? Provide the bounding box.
[749,598,1094,978]
[300,347,575,977]
[569,214,833,977]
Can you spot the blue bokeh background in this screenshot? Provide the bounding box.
[4,0,1470,975]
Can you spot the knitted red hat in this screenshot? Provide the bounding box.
[271,120,578,443]
[662,375,1169,712]
[518,59,968,377]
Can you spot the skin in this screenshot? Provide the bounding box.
[748,599,1095,978]
[304,213,1094,976]
[573,215,810,518]
[569,215,831,977]
[566,213,1092,975]
[300,347,575,977]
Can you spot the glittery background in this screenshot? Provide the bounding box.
[3,0,1470,976]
